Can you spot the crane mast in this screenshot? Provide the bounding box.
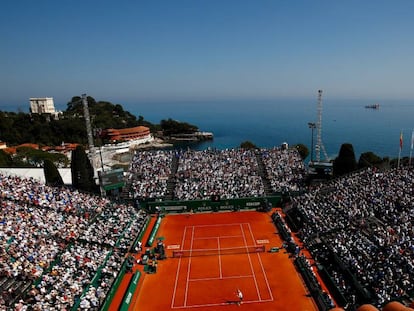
[314,90,330,163]
[82,94,102,179]
[82,94,95,154]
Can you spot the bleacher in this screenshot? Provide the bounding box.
[0,173,150,310]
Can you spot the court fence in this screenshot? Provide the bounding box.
[119,271,141,311]
[143,195,282,214]
[146,216,162,247]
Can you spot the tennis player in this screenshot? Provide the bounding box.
[236,288,243,305]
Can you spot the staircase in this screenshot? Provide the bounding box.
[120,180,132,201]
[255,151,275,196]
[164,155,179,200]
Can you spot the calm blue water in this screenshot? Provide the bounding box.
[124,98,414,160]
[2,98,413,159]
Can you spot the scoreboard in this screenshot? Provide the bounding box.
[99,168,125,191]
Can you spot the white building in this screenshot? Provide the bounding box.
[30,97,57,114]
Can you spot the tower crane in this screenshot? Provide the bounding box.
[309,90,332,175]
[314,90,330,163]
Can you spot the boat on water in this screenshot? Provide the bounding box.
[168,131,214,142]
[365,104,380,109]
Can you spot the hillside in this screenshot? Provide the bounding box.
[0,96,199,147]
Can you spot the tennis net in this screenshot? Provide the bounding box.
[172,245,265,258]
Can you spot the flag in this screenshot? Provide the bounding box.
[400,131,403,150]
[411,130,414,150]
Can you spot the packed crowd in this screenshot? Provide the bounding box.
[261,147,306,192]
[293,167,414,308]
[174,149,265,200]
[127,150,174,199]
[0,173,148,310]
[4,146,413,309]
[127,147,305,201]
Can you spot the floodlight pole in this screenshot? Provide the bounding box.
[308,122,316,163]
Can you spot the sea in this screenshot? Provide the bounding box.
[2,98,414,160]
[123,98,414,160]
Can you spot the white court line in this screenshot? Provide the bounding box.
[189,275,253,282]
[172,245,261,254]
[217,237,222,278]
[191,222,248,228]
[171,226,188,309]
[248,222,274,301]
[240,223,261,300]
[183,226,195,307]
[173,222,274,309]
[171,298,274,309]
[193,235,242,240]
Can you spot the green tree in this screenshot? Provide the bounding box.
[66,96,96,113]
[71,145,98,193]
[1,97,205,152]
[44,159,64,186]
[358,151,383,169]
[0,150,13,167]
[160,118,198,135]
[13,146,68,168]
[67,96,82,112]
[240,141,258,149]
[295,143,309,160]
[333,143,357,176]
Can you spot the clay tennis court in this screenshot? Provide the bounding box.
[130,210,318,311]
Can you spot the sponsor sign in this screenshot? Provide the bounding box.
[163,205,186,211]
[219,205,233,210]
[198,206,212,211]
[246,202,261,207]
[167,245,181,250]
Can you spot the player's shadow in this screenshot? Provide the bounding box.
[225,299,240,305]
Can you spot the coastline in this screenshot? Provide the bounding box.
[125,99,414,160]
[130,138,173,150]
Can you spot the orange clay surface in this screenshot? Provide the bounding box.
[126,210,319,311]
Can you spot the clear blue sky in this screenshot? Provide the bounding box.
[1,0,414,109]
